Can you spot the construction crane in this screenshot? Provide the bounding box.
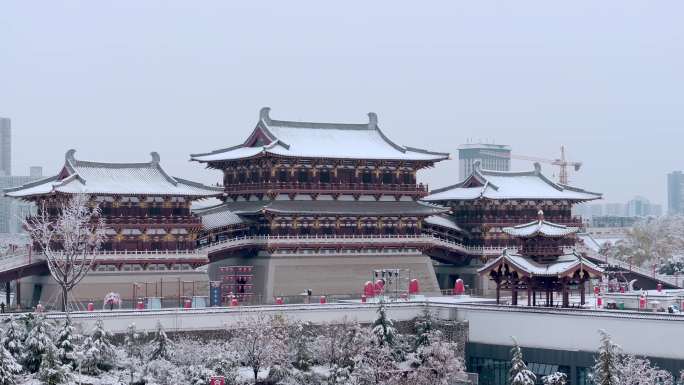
[482,146,582,185]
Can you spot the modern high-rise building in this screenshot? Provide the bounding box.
[0,168,43,233]
[0,117,10,176]
[668,171,684,215]
[458,143,511,180]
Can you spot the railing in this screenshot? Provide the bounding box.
[223,182,428,194]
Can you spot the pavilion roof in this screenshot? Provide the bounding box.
[196,204,246,230]
[478,249,603,278]
[503,215,579,238]
[424,214,463,232]
[197,199,447,217]
[4,150,223,199]
[423,162,601,202]
[190,107,449,163]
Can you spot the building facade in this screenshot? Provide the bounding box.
[668,171,684,215]
[191,107,450,298]
[0,169,43,233]
[458,143,511,181]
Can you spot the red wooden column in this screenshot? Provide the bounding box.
[495,278,501,305]
[562,279,569,308]
[579,278,586,306]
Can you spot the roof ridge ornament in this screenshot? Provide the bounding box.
[533,162,542,175]
[537,209,544,221]
[259,106,272,123]
[150,152,161,164]
[65,149,77,162]
[368,112,378,129]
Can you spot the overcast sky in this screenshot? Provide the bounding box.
[1,1,682,205]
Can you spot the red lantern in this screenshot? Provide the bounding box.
[408,279,420,295]
[361,295,367,303]
[639,295,646,309]
[87,302,94,312]
[597,295,602,307]
[230,297,239,306]
[136,300,145,310]
[364,281,375,297]
[454,279,465,295]
[619,286,625,293]
[275,297,283,305]
[210,376,225,385]
[374,279,385,295]
[319,295,327,304]
[594,286,600,295]
[184,299,192,309]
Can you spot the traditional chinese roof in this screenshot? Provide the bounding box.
[190,107,450,163]
[503,212,579,238]
[4,150,223,199]
[196,204,246,230]
[424,214,463,232]
[423,162,601,202]
[197,199,447,217]
[478,249,603,278]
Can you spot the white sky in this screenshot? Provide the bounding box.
[1,1,682,205]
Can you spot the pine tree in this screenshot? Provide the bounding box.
[372,300,397,347]
[1,316,24,361]
[124,323,143,360]
[55,316,78,368]
[23,314,55,373]
[413,306,434,350]
[38,343,69,385]
[543,372,568,385]
[0,345,22,385]
[509,338,536,385]
[150,321,171,361]
[80,319,115,374]
[592,330,621,385]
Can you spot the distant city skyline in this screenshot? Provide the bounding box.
[2,1,683,205]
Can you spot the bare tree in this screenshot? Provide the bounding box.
[24,194,105,312]
[231,313,289,384]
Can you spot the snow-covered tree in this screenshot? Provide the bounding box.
[80,319,115,374]
[24,193,106,312]
[55,316,78,368]
[592,330,621,385]
[617,355,673,385]
[543,372,568,385]
[314,318,373,369]
[124,323,144,360]
[372,300,397,347]
[23,314,55,373]
[409,330,467,385]
[0,345,22,385]
[231,313,289,384]
[349,344,398,385]
[602,216,684,267]
[509,338,536,385]
[288,320,314,371]
[38,343,69,385]
[150,321,172,361]
[1,316,24,361]
[413,306,434,350]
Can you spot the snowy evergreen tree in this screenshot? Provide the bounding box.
[23,314,55,373]
[409,330,467,385]
[38,343,69,385]
[0,345,22,385]
[288,320,314,371]
[1,316,24,361]
[413,306,434,350]
[55,316,78,368]
[509,338,536,385]
[543,372,568,385]
[372,300,397,347]
[124,323,144,360]
[592,330,621,385]
[80,319,115,374]
[150,321,172,361]
[349,344,398,385]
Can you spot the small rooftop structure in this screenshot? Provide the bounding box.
[191,107,449,163]
[502,211,580,238]
[5,150,223,198]
[424,162,601,202]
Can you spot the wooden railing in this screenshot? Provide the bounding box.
[223,182,428,194]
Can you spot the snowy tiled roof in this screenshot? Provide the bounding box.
[200,199,447,217]
[424,162,601,202]
[4,150,223,198]
[424,214,463,232]
[190,107,450,163]
[196,204,246,230]
[503,219,579,238]
[478,250,603,278]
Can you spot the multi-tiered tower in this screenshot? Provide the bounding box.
[191,107,449,299]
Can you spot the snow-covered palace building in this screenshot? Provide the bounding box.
[4,150,222,307]
[191,107,450,299]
